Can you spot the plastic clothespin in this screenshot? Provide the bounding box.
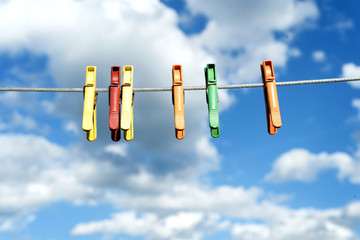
[109,66,121,141]
[121,65,134,141]
[204,63,220,138]
[261,60,282,135]
[172,65,185,140]
[82,66,98,141]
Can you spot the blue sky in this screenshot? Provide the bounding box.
[1,0,360,239]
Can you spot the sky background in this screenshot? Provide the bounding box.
[0,0,360,239]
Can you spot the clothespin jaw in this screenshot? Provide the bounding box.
[82,66,98,141]
[172,65,185,140]
[261,60,282,135]
[204,63,220,138]
[121,65,134,141]
[109,66,121,141]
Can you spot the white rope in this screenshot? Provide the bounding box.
[0,77,358,92]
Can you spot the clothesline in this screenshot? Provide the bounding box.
[0,76,358,92]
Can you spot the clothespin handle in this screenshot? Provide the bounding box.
[261,60,282,135]
[121,66,134,141]
[121,66,133,130]
[172,65,185,139]
[205,63,220,138]
[82,66,96,131]
[109,66,121,132]
[87,92,98,141]
[82,66,97,141]
[124,92,134,141]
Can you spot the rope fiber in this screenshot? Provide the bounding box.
[0,77,358,93]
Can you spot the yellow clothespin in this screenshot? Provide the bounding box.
[82,66,98,141]
[121,65,134,141]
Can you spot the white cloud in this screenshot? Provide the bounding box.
[0,132,266,236]
[0,134,100,215]
[326,20,354,32]
[288,48,302,58]
[0,133,220,218]
[0,111,51,135]
[232,224,271,240]
[0,120,7,131]
[41,100,56,114]
[72,211,229,240]
[64,121,80,135]
[72,194,360,240]
[312,50,326,62]
[11,112,37,130]
[0,92,22,107]
[72,212,157,236]
[1,133,360,239]
[0,214,36,232]
[231,209,357,240]
[351,99,360,120]
[187,0,319,83]
[104,143,128,157]
[266,148,360,183]
[105,185,264,218]
[342,62,360,88]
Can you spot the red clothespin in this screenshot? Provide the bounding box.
[261,60,282,135]
[109,66,121,141]
[172,65,185,140]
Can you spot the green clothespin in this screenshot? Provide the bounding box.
[204,63,220,138]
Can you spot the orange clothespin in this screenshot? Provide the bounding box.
[172,65,185,139]
[261,60,282,135]
[109,66,121,141]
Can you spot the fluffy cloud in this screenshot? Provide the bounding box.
[104,143,128,157]
[0,133,220,218]
[0,134,100,216]
[187,0,319,82]
[351,99,360,120]
[72,211,229,240]
[231,207,358,240]
[0,133,264,238]
[1,133,360,239]
[0,214,36,232]
[0,92,22,107]
[312,50,326,62]
[72,192,360,240]
[266,148,360,183]
[326,20,354,33]
[105,185,264,218]
[342,62,360,88]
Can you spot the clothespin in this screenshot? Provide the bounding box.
[261,60,282,135]
[121,65,134,141]
[82,66,98,141]
[204,63,220,138]
[172,65,185,139]
[109,66,121,141]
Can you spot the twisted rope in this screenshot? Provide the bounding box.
[0,77,358,92]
